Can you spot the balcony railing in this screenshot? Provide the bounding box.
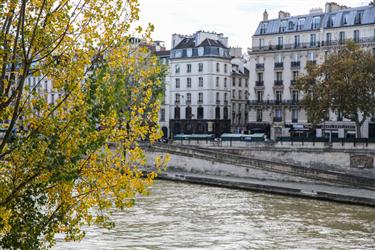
[292,118,298,123]
[198,100,203,104]
[273,117,282,122]
[250,37,375,53]
[186,100,191,105]
[274,80,283,86]
[256,63,264,70]
[224,100,228,105]
[306,60,317,65]
[291,61,300,68]
[175,100,180,104]
[255,81,264,87]
[274,62,283,69]
[248,100,301,106]
[216,100,220,105]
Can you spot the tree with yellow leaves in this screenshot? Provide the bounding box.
[0,0,168,248]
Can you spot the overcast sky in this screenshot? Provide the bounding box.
[137,0,370,50]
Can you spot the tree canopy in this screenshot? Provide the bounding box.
[0,0,168,248]
[296,42,375,137]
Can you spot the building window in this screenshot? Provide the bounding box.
[187,64,191,73]
[197,107,204,119]
[187,78,191,88]
[259,38,265,48]
[175,78,180,88]
[185,106,192,119]
[224,64,227,73]
[275,91,282,103]
[294,35,300,48]
[224,107,228,119]
[354,30,360,42]
[197,77,204,88]
[342,13,349,25]
[292,109,298,123]
[215,106,220,120]
[313,16,320,29]
[198,63,203,72]
[275,108,282,121]
[245,79,248,87]
[198,92,203,104]
[277,37,283,48]
[216,92,220,104]
[238,90,242,100]
[292,90,299,104]
[224,93,228,102]
[354,11,363,25]
[216,63,220,72]
[175,93,180,104]
[232,90,235,99]
[51,93,55,104]
[257,72,263,81]
[310,34,316,47]
[339,31,345,44]
[216,77,219,87]
[224,78,227,88]
[326,33,332,45]
[160,108,165,121]
[174,106,180,119]
[232,77,236,86]
[257,91,263,102]
[257,109,262,122]
[175,64,180,74]
[239,78,242,87]
[276,72,282,81]
[186,93,191,104]
[327,15,334,27]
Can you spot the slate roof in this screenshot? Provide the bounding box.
[174,38,228,49]
[254,5,375,36]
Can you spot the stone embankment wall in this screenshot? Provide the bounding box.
[172,141,375,171]
[146,144,375,189]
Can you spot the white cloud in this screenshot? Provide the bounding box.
[137,0,371,50]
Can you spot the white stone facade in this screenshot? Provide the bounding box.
[248,3,375,139]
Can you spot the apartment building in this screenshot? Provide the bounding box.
[248,3,375,139]
[168,31,232,137]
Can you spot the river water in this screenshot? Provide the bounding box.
[54,180,375,249]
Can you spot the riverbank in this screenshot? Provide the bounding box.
[145,143,375,207]
[156,171,375,207]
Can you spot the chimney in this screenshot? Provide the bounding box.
[263,10,268,21]
[278,11,291,19]
[325,2,348,13]
[310,8,323,14]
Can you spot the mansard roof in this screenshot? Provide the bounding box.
[254,5,375,36]
[174,38,227,49]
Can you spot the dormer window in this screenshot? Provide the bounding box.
[279,21,287,32]
[354,11,364,25]
[288,21,295,30]
[313,16,321,29]
[297,18,305,30]
[342,13,349,25]
[260,22,268,34]
[327,15,335,28]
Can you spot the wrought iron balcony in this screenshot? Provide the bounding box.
[255,81,264,87]
[274,62,284,69]
[274,80,283,86]
[256,63,264,70]
[292,118,298,123]
[175,100,180,104]
[273,117,282,122]
[291,61,300,68]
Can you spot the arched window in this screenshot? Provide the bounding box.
[215,107,220,120]
[174,106,180,119]
[185,106,192,119]
[197,107,204,119]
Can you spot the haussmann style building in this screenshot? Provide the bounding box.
[248,2,375,140]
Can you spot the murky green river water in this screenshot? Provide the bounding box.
[54,180,375,249]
